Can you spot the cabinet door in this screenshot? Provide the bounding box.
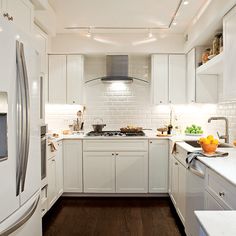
[223,5,236,101]
[2,0,34,34]
[116,152,148,193]
[47,157,57,210]
[83,152,115,193]
[205,191,224,210]
[151,54,169,104]
[56,142,63,197]
[187,48,196,103]
[170,156,179,207]
[169,54,186,104]
[48,55,67,104]
[178,162,186,224]
[63,140,83,192]
[149,140,168,193]
[67,55,84,104]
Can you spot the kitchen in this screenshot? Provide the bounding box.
[1,0,236,235]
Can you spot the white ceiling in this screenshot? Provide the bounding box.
[49,0,207,34]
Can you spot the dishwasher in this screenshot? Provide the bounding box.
[185,158,206,236]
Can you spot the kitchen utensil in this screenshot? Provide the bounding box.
[120,126,143,133]
[92,124,106,132]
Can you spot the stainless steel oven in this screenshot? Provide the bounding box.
[41,125,47,181]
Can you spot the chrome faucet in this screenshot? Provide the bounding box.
[208,117,229,143]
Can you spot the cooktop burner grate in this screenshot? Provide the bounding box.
[86,130,145,137]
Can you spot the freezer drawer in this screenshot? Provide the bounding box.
[0,191,42,236]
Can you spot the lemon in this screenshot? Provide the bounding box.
[204,139,210,145]
[212,139,219,145]
[207,135,214,140]
[199,137,206,144]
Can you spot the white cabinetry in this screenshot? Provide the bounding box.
[223,5,236,101]
[47,156,57,209]
[83,140,148,194]
[205,191,224,210]
[67,55,84,104]
[1,0,34,35]
[151,54,168,104]
[48,55,67,104]
[169,155,186,225]
[186,48,196,103]
[169,55,186,104]
[47,141,63,210]
[186,48,218,103]
[149,140,168,193]
[56,141,63,197]
[116,152,148,193]
[63,140,83,193]
[48,54,84,104]
[151,54,186,104]
[83,152,115,193]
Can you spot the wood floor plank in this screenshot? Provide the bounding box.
[43,197,185,236]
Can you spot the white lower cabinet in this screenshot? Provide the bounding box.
[83,152,115,193]
[116,152,148,193]
[149,140,168,193]
[47,156,57,210]
[47,141,63,211]
[56,141,63,197]
[169,155,186,225]
[63,140,83,193]
[205,191,224,210]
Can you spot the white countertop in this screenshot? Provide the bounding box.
[195,211,236,236]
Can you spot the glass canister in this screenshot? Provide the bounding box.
[202,48,211,64]
[212,33,222,55]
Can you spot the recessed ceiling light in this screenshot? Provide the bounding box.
[183,1,189,5]
[173,22,177,26]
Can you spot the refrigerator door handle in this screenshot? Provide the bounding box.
[0,195,40,236]
[20,42,30,193]
[16,41,25,196]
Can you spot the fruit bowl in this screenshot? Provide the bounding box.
[199,135,219,154]
[200,143,218,154]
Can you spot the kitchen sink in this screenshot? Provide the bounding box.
[184,140,233,148]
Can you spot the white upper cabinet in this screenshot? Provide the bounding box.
[149,140,169,193]
[151,54,169,104]
[1,0,34,35]
[187,48,218,103]
[48,55,67,104]
[48,54,84,104]
[187,48,196,103]
[67,55,84,104]
[169,54,186,104]
[151,54,186,105]
[223,5,236,101]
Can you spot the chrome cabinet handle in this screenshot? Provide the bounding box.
[0,195,40,236]
[219,192,225,197]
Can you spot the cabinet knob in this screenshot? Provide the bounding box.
[219,192,225,197]
[169,101,172,103]
[150,141,152,144]
[112,153,114,156]
[3,13,9,18]
[73,101,75,104]
[8,16,13,21]
[160,101,162,104]
[115,153,118,156]
[175,162,178,165]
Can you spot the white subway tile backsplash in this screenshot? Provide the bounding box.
[46,78,236,143]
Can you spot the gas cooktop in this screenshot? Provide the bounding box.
[86,130,145,137]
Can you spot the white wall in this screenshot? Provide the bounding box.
[50,33,185,54]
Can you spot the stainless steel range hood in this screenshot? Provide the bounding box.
[101,55,133,82]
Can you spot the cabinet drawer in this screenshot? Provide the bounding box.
[173,144,188,167]
[206,168,236,210]
[83,139,148,152]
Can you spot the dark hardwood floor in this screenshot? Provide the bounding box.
[43,197,186,236]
